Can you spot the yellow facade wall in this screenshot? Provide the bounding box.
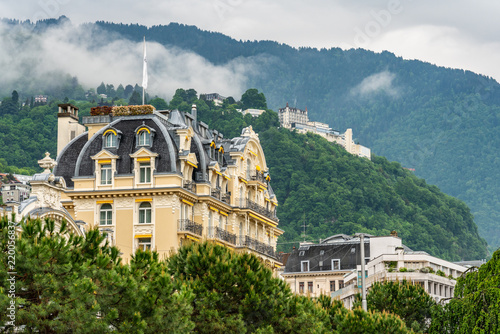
[114,177,133,188]
[116,208,134,263]
[155,207,179,259]
[73,179,95,190]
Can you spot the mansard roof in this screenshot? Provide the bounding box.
[54,109,259,188]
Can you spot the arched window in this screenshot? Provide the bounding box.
[104,133,117,148]
[139,202,152,224]
[100,203,112,225]
[138,130,151,146]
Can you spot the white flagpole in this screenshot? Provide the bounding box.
[142,36,148,105]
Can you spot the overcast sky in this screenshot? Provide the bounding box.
[1,0,500,82]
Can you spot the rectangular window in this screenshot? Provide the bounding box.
[338,280,344,289]
[301,261,309,272]
[330,280,336,292]
[332,259,340,270]
[139,162,151,183]
[138,237,151,251]
[308,282,313,293]
[299,282,304,294]
[100,164,112,185]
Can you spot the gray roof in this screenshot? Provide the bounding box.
[53,111,266,188]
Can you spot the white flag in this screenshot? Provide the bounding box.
[142,36,148,90]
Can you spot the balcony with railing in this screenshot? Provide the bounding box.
[208,226,237,245]
[238,235,280,260]
[183,180,196,193]
[178,219,203,237]
[222,192,231,204]
[246,199,278,221]
[249,171,267,184]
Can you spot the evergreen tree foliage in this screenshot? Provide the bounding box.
[0,216,194,333]
[318,297,413,334]
[429,248,500,333]
[149,97,169,110]
[167,241,330,333]
[241,88,267,110]
[128,91,142,105]
[356,280,436,333]
[96,82,106,95]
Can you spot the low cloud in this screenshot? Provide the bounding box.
[351,71,399,98]
[0,21,257,100]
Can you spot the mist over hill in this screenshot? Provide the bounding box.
[1,17,499,251]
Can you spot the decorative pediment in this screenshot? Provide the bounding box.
[91,149,119,161]
[130,147,159,159]
[208,161,221,171]
[186,152,198,167]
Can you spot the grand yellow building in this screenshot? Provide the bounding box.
[15,103,283,267]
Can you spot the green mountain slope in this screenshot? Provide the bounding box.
[79,21,499,248]
[259,128,486,260]
[0,85,488,260]
[188,91,487,261]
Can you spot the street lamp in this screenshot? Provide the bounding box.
[355,233,369,311]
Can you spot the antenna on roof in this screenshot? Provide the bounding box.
[301,211,309,242]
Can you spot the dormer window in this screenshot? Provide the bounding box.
[103,129,120,149]
[104,132,117,148]
[210,142,216,159]
[135,125,155,148]
[138,130,151,146]
[217,147,224,165]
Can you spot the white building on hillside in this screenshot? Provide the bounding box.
[278,104,371,159]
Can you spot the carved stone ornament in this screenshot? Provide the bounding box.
[38,152,57,174]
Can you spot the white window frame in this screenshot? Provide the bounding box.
[138,130,151,146]
[99,203,113,225]
[138,202,152,224]
[332,259,341,270]
[137,237,152,251]
[139,162,151,183]
[301,260,309,272]
[104,133,117,148]
[100,164,112,185]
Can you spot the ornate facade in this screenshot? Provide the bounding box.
[37,103,284,266]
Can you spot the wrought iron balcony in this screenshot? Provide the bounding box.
[246,199,278,221]
[222,192,231,204]
[250,171,266,183]
[183,180,196,192]
[239,235,279,260]
[208,226,236,245]
[178,219,203,236]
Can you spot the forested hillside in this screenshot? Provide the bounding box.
[85,21,499,249]
[0,17,497,253]
[185,89,487,261]
[0,85,488,260]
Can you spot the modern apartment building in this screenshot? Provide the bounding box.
[282,233,466,305]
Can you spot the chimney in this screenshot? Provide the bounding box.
[191,104,197,122]
[57,104,85,157]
